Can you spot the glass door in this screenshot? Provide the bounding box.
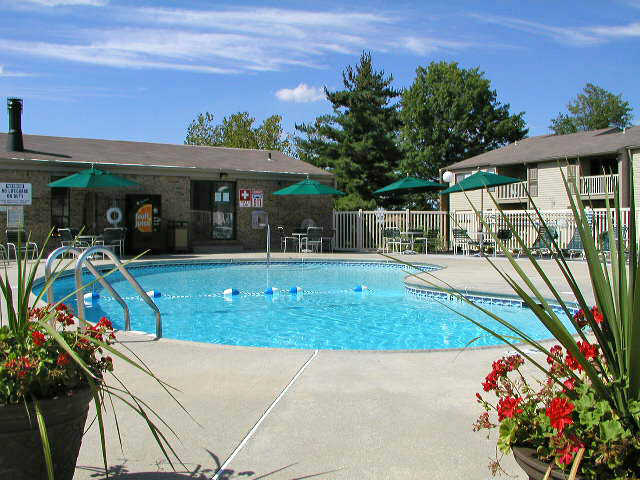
[212,181,235,239]
[190,180,236,240]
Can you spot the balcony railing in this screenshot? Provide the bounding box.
[579,174,619,196]
[496,181,527,200]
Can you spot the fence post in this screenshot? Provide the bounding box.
[357,209,363,250]
[405,209,410,231]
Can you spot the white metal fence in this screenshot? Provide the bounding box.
[332,208,633,252]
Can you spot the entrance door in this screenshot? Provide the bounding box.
[191,180,236,240]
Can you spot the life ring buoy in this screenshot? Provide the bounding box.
[106,207,123,225]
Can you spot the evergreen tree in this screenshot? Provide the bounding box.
[549,83,633,135]
[295,52,402,210]
[399,62,527,183]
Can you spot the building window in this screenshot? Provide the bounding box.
[528,165,538,197]
[50,176,71,230]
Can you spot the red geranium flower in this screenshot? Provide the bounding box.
[565,351,584,372]
[591,306,604,324]
[563,378,577,392]
[577,340,598,361]
[31,330,46,347]
[497,396,524,421]
[546,397,574,433]
[56,352,71,366]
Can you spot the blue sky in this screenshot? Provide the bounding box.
[1,0,639,146]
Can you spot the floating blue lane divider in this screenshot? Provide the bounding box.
[223,288,240,296]
[264,287,279,295]
[146,290,162,298]
[353,285,368,292]
[289,286,303,294]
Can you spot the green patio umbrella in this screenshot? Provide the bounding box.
[273,177,345,196]
[442,170,521,230]
[373,176,447,195]
[48,166,140,188]
[48,166,140,232]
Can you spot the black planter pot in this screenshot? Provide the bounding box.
[513,447,584,480]
[0,389,92,480]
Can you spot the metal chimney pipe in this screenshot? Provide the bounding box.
[7,98,24,152]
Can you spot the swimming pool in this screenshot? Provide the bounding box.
[41,261,576,350]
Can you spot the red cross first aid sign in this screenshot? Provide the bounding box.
[239,189,251,207]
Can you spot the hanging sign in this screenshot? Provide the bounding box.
[251,190,264,208]
[0,183,31,205]
[135,203,153,232]
[239,189,251,208]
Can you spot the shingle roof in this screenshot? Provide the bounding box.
[447,126,640,171]
[0,133,331,176]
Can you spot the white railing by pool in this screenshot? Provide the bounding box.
[496,181,527,200]
[579,174,619,196]
[332,208,633,252]
[333,210,447,251]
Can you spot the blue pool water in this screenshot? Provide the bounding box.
[40,261,575,350]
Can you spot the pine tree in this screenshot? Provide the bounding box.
[295,52,402,210]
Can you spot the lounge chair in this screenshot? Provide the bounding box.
[276,226,298,253]
[58,228,91,250]
[451,228,471,255]
[563,228,586,260]
[415,229,439,254]
[305,227,324,253]
[383,227,410,253]
[531,225,558,258]
[101,227,126,257]
[599,226,628,261]
[6,229,39,261]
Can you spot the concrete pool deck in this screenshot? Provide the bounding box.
[16,252,594,479]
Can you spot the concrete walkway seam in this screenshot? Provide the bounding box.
[212,349,319,479]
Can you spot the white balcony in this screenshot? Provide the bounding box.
[496,181,527,200]
[579,174,619,196]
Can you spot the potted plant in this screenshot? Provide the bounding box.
[398,170,639,479]
[0,236,186,479]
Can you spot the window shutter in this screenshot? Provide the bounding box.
[567,164,577,193]
[528,165,538,197]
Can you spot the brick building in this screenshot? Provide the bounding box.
[0,98,334,253]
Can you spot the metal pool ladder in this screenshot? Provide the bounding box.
[44,246,162,338]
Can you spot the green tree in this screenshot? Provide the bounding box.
[295,52,402,210]
[399,61,527,184]
[549,83,633,134]
[185,111,293,155]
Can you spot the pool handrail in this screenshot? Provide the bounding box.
[45,246,132,331]
[74,246,162,338]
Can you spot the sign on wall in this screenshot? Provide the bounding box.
[0,183,31,205]
[251,190,263,208]
[7,206,24,227]
[239,188,265,208]
[239,189,251,208]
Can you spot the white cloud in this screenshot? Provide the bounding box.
[276,83,325,103]
[21,0,106,6]
[468,14,640,46]
[0,65,33,77]
[588,22,640,38]
[401,36,475,55]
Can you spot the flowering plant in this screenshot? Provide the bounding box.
[0,304,115,405]
[396,167,639,478]
[0,235,186,479]
[474,341,640,479]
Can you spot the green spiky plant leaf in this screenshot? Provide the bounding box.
[0,232,191,479]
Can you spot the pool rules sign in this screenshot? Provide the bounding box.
[0,183,31,205]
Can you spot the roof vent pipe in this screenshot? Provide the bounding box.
[6,98,24,152]
[267,152,272,161]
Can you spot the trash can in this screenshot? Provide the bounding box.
[168,220,189,253]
